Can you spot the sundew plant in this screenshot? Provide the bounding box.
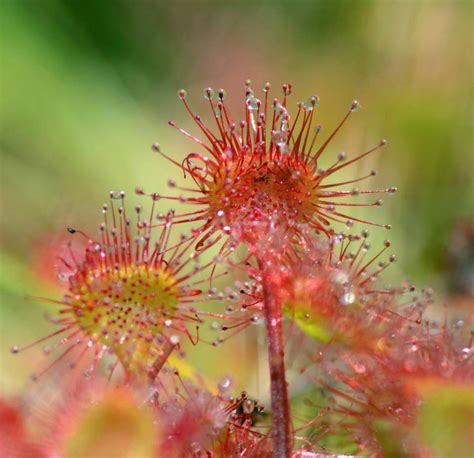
[3,83,473,458]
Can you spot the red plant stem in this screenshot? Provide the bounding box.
[259,260,292,458]
[149,340,177,382]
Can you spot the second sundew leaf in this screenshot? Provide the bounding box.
[11,192,233,383]
[271,233,401,350]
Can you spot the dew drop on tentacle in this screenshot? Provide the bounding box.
[243,399,256,414]
[204,87,214,100]
[350,100,361,112]
[169,335,180,345]
[282,83,292,96]
[218,375,233,393]
[340,291,356,306]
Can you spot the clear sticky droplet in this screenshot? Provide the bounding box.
[340,291,356,305]
[204,87,214,100]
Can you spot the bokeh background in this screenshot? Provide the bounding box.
[1,0,473,398]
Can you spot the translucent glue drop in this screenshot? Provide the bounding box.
[243,399,255,414]
[204,87,214,100]
[110,191,122,200]
[350,100,361,112]
[169,335,180,345]
[340,291,356,305]
[218,375,232,392]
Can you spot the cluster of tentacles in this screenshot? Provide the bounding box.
[4,83,472,458]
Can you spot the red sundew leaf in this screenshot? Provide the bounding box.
[12,192,231,383]
[155,83,395,252]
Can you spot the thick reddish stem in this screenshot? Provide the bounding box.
[260,261,292,457]
[148,340,177,382]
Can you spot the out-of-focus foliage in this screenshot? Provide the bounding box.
[416,384,474,458]
[1,0,472,398]
[63,389,157,458]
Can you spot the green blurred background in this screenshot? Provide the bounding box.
[1,0,473,397]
